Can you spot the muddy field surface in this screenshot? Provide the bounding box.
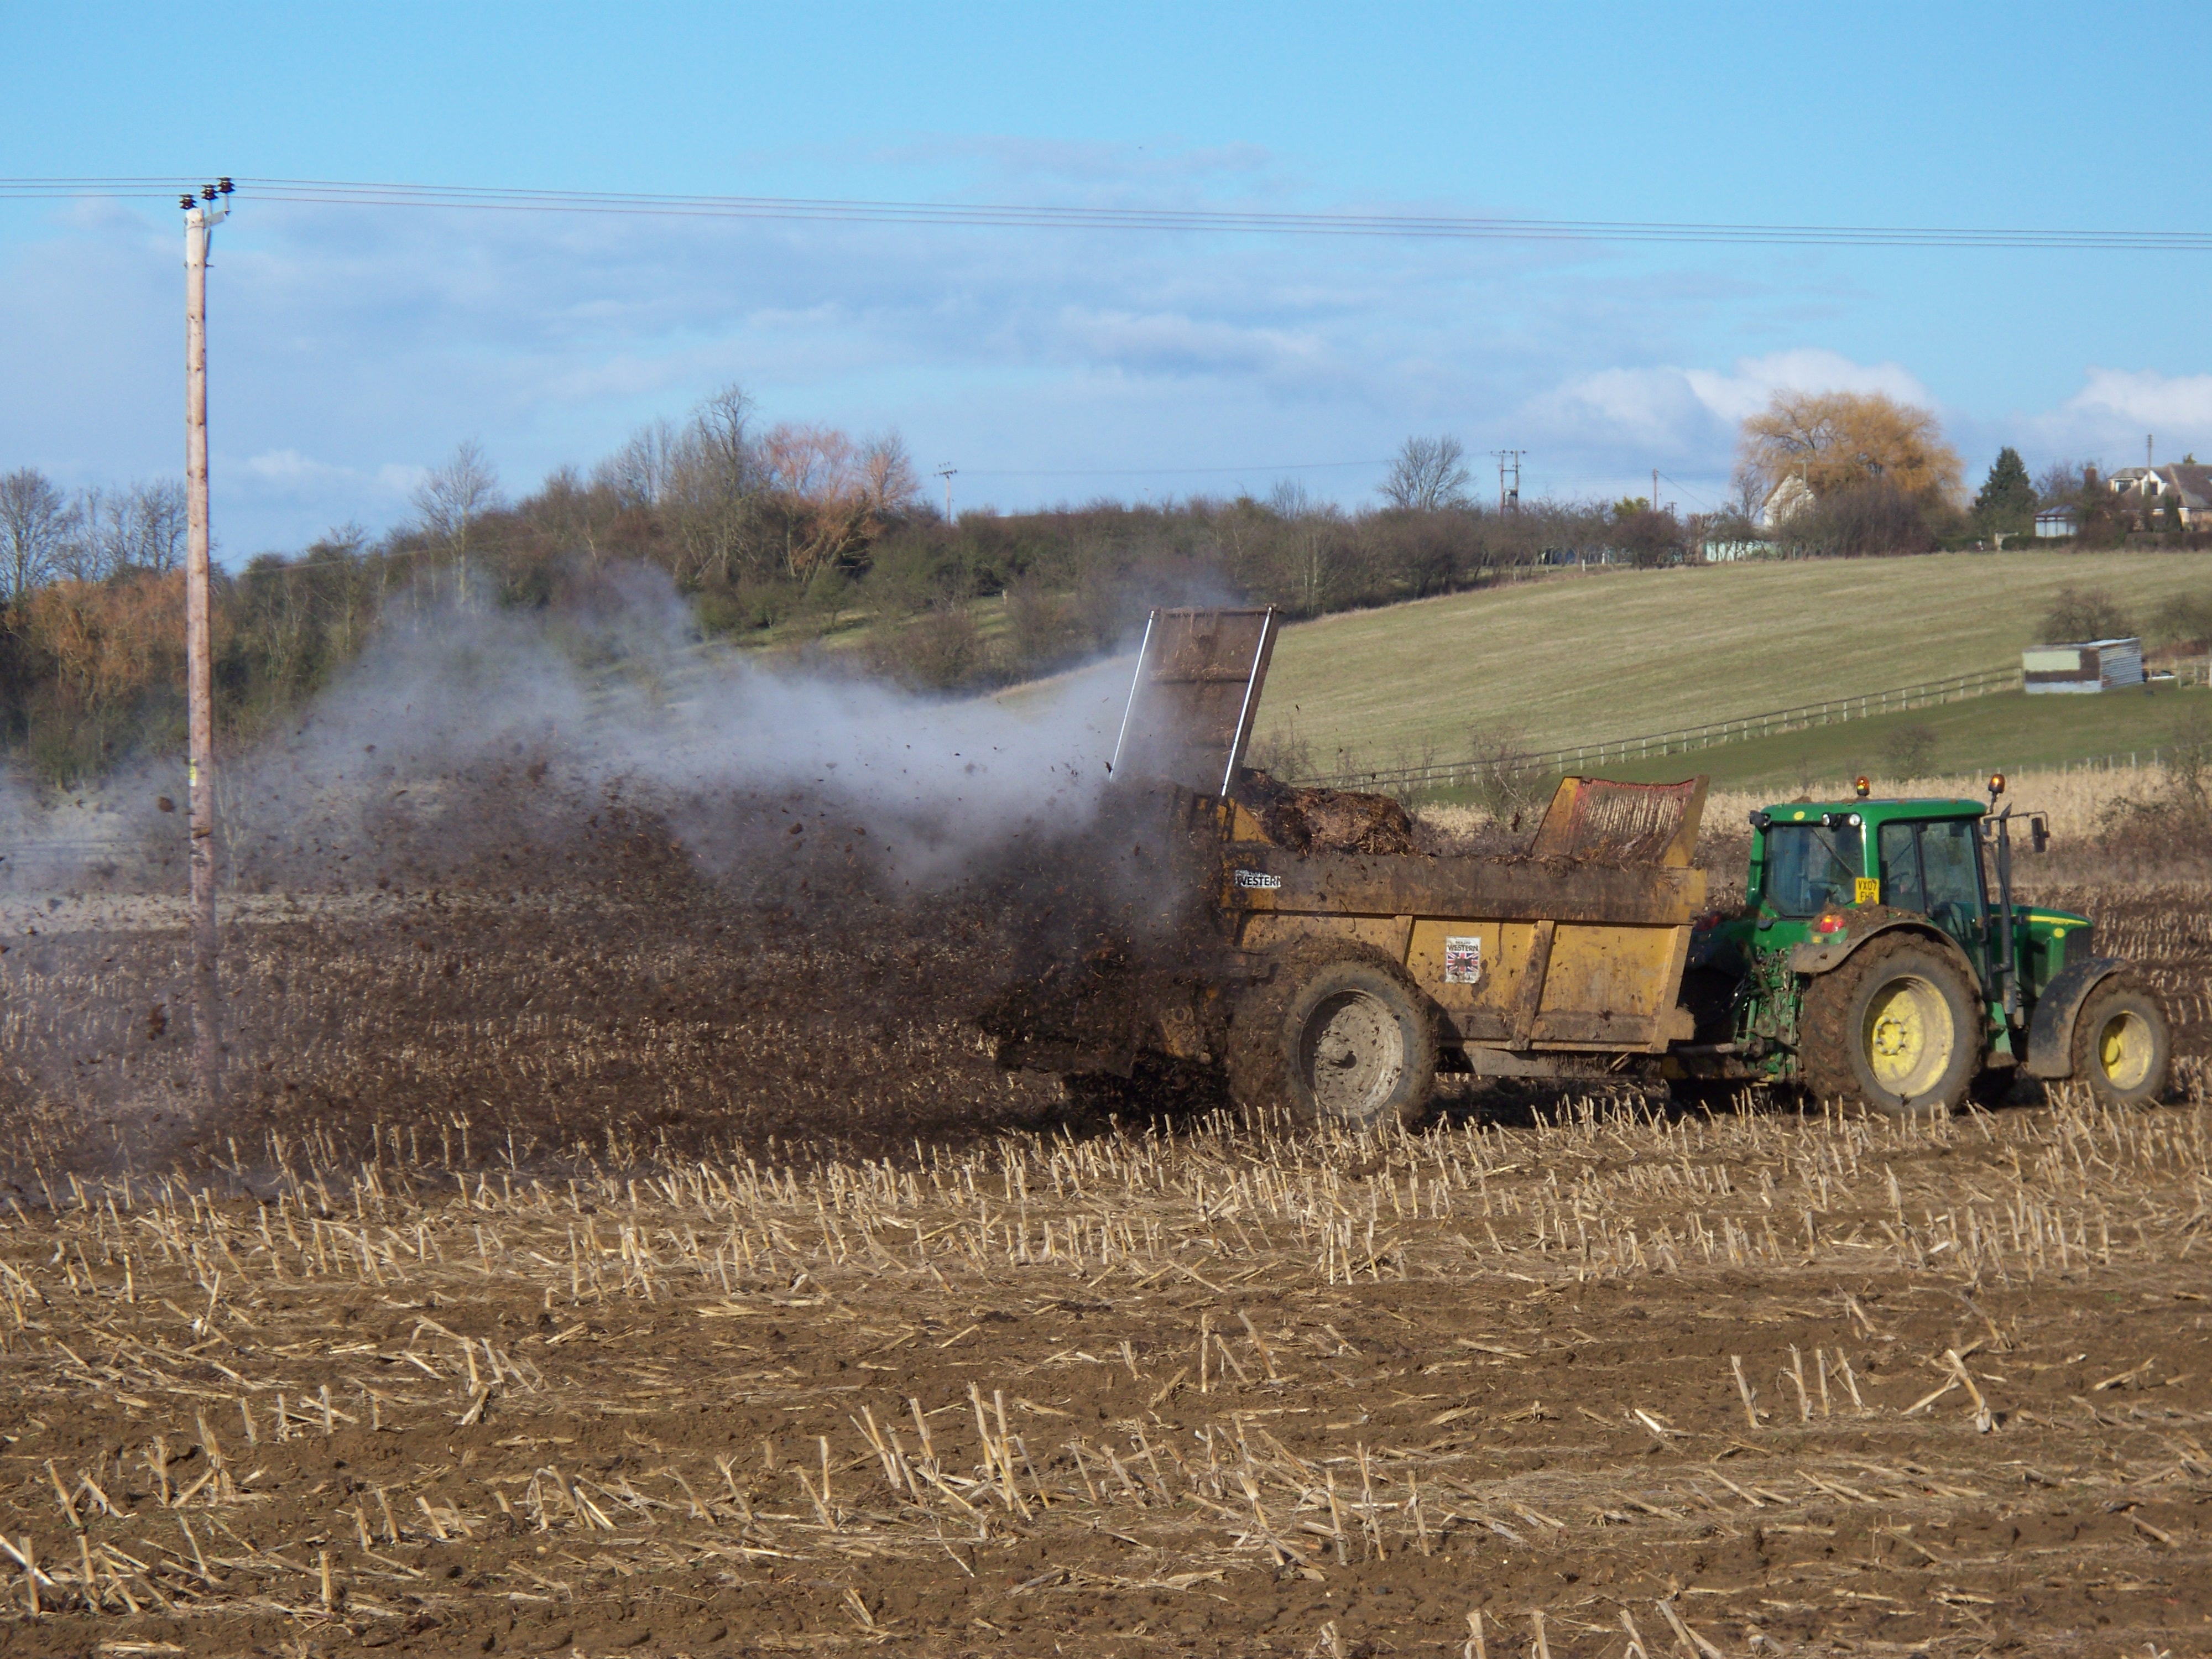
[2,1091,2211,1659]
[0,823,1093,1176]
[0,864,2206,1656]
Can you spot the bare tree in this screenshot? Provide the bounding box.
[1725,465,1768,525]
[594,420,678,509]
[413,440,503,602]
[2034,457,2087,506]
[53,486,111,582]
[664,386,765,586]
[128,479,187,573]
[858,433,921,513]
[690,385,758,494]
[57,479,188,581]
[1380,436,1473,512]
[2042,584,2132,643]
[0,467,73,601]
[1266,477,1347,609]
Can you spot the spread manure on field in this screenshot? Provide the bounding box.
[0,577,1228,1176]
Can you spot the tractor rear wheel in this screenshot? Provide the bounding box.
[1227,955,1438,1131]
[2070,975,2170,1109]
[1799,935,1979,1117]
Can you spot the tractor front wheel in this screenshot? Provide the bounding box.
[1799,936,1979,1118]
[2070,975,2170,1109]
[1228,956,1438,1131]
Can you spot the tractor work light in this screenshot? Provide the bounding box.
[1813,913,1848,935]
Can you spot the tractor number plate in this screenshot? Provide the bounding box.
[1444,936,1483,984]
[1233,869,1282,890]
[1854,877,1881,905]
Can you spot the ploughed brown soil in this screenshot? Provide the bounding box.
[0,834,2208,1655]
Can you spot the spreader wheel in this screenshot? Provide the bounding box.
[1228,956,1438,1131]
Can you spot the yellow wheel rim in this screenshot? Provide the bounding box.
[2096,1010,2153,1092]
[1863,975,1954,1099]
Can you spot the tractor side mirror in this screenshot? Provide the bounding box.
[2031,815,2049,854]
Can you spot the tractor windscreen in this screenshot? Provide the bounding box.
[1764,822,1864,916]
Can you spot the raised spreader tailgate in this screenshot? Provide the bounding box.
[1109,607,1277,799]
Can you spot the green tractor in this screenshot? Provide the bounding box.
[1670,775,2171,1115]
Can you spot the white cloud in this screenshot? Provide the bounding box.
[2005,368,2212,469]
[1682,348,1932,423]
[2064,368,2212,430]
[245,449,357,486]
[1524,367,1720,453]
[1051,306,1332,380]
[1515,348,1938,491]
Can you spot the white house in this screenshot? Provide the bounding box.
[2107,462,2212,528]
[1759,474,1815,530]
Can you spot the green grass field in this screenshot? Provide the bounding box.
[1257,552,2211,776]
[1473,684,2212,797]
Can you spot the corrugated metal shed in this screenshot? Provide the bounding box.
[2023,636,2145,693]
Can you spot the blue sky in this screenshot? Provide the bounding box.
[7,2,2212,556]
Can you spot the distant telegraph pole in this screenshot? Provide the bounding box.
[181,178,232,1108]
[1491,450,1524,515]
[935,464,957,524]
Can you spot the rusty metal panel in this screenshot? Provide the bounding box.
[1110,608,1277,796]
[1220,846,1708,927]
[1530,776,1709,867]
[1235,912,1410,961]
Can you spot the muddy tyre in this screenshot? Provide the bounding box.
[1799,935,1979,1118]
[1228,956,1437,1130]
[2070,975,2170,1109]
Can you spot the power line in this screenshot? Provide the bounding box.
[1655,470,1722,512]
[961,458,1389,477]
[5,175,2211,252]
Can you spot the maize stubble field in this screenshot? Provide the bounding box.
[0,810,2209,1657]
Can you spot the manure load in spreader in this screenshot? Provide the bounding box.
[983,607,2171,1123]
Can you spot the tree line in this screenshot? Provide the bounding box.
[1,383,2201,787]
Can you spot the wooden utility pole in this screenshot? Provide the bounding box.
[935,464,957,524]
[181,179,231,1107]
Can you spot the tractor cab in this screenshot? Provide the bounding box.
[1735,779,2088,1030]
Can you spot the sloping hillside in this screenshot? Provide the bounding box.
[1258,552,2206,769]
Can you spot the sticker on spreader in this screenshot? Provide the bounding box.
[1444,936,1483,984]
[1233,869,1281,890]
